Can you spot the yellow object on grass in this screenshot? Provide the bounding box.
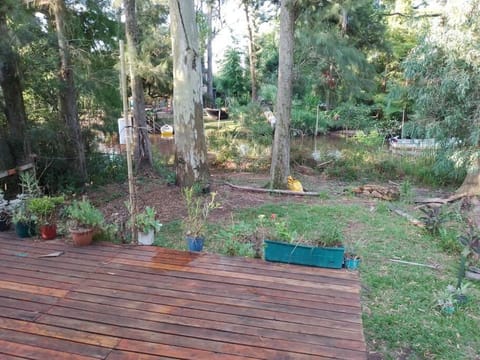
[287,176,304,192]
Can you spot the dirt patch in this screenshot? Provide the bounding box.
[87,168,450,230]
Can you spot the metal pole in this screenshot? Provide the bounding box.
[120,40,137,243]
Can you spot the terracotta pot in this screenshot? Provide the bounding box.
[40,224,57,240]
[70,228,94,246]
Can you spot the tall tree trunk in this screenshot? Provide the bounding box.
[206,2,214,106]
[270,0,295,189]
[0,8,29,165]
[52,0,87,182]
[169,0,210,188]
[243,1,257,102]
[124,0,152,168]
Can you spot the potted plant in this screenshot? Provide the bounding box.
[135,206,162,245]
[66,199,104,246]
[12,202,37,238]
[263,218,345,269]
[0,190,14,231]
[344,240,361,270]
[182,187,219,251]
[27,196,64,240]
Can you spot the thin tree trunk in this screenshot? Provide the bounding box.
[169,0,210,188]
[270,0,295,189]
[206,2,214,106]
[243,1,257,102]
[0,9,29,165]
[52,0,87,182]
[124,0,152,168]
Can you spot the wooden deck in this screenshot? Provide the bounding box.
[0,232,366,360]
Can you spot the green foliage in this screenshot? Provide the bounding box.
[291,106,318,135]
[419,206,450,236]
[93,223,120,244]
[216,47,249,104]
[27,196,64,225]
[87,153,127,186]
[330,102,375,131]
[399,180,413,204]
[134,206,162,234]
[182,187,219,237]
[66,200,104,229]
[402,0,480,175]
[213,221,256,258]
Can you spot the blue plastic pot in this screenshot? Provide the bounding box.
[187,236,204,252]
[345,257,361,270]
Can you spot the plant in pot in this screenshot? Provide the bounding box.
[27,196,64,240]
[135,206,162,245]
[264,220,345,269]
[182,187,219,252]
[66,199,104,246]
[12,201,37,238]
[344,240,361,270]
[0,190,16,232]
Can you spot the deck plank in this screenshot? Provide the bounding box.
[0,235,366,359]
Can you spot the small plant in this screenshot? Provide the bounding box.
[419,205,449,236]
[182,187,219,237]
[0,190,21,225]
[314,223,344,247]
[135,206,162,234]
[399,180,414,204]
[12,204,36,224]
[27,196,64,225]
[66,200,104,230]
[435,284,469,315]
[456,221,480,288]
[435,285,457,315]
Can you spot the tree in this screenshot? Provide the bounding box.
[216,47,247,101]
[403,0,480,194]
[124,0,153,168]
[243,0,259,101]
[169,0,209,187]
[0,1,30,166]
[270,0,296,189]
[52,0,87,182]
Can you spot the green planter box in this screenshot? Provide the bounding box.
[264,240,345,269]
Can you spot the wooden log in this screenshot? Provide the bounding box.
[225,182,320,196]
[387,204,425,228]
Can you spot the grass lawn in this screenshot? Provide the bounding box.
[156,198,480,359]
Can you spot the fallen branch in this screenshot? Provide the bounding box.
[387,204,425,227]
[415,193,469,205]
[389,258,439,270]
[316,160,333,168]
[225,182,320,196]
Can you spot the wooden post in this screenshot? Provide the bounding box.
[120,40,137,243]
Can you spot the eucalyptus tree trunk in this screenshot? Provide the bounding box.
[0,8,30,165]
[169,0,210,188]
[52,0,87,182]
[270,0,296,189]
[206,2,214,106]
[457,160,480,196]
[124,0,152,168]
[243,0,257,101]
